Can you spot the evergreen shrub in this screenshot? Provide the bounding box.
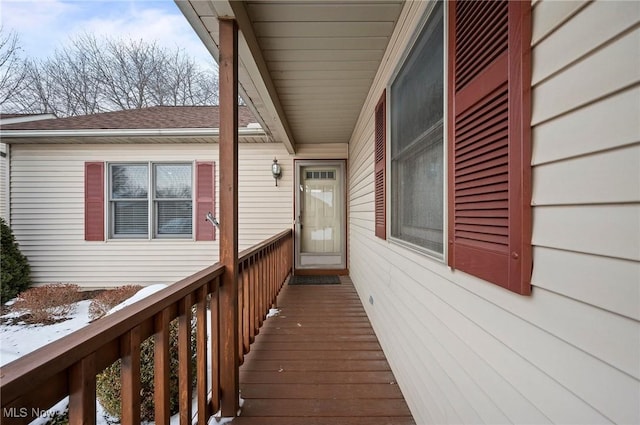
[1,217,31,303]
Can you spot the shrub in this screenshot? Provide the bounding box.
[1,217,32,303]
[88,285,143,321]
[12,284,82,324]
[46,408,69,425]
[96,315,197,421]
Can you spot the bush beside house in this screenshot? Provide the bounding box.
[1,217,31,303]
[94,287,197,421]
[12,284,82,324]
[96,318,197,421]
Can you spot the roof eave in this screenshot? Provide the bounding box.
[176,0,297,154]
[0,127,267,138]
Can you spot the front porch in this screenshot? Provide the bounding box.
[236,276,414,424]
[0,231,415,424]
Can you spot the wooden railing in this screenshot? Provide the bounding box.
[0,229,292,425]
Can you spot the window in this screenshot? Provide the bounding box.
[389,2,444,256]
[85,161,215,242]
[306,170,335,180]
[374,0,532,294]
[154,164,193,237]
[109,163,192,238]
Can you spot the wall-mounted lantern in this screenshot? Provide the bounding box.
[271,158,282,186]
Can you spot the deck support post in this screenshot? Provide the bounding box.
[219,17,240,417]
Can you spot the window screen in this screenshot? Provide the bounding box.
[154,164,192,236]
[110,164,148,237]
[390,2,444,255]
[109,163,193,239]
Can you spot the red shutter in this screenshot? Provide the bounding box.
[84,162,104,241]
[195,161,216,241]
[374,90,386,240]
[448,0,532,295]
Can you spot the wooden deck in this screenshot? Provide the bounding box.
[232,276,415,425]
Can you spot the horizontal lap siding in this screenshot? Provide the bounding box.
[10,143,293,288]
[348,1,640,424]
[0,144,8,220]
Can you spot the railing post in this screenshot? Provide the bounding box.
[178,294,193,424]
[218,16,240,417]
[154,309,171,425]
[121,327,141,425]
[68,353,96,425]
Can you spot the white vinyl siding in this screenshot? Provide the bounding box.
[348,1,639,424]
[295,143,348,159]
[0,143,7,220]
[9,143,294,288]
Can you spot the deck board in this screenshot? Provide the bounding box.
[235,276,415,424]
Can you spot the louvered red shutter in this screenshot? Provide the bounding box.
[195,161,216,241]
[84,162,104,241]
[448,0,532,294]
[374,91,386,240]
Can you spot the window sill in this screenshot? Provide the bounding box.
[388,236,445,263]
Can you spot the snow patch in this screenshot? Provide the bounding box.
[266,308,280,318]
[107,284,167,315]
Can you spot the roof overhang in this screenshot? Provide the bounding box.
[176,0,297,154]
[176,0,404,151]
[0,127,268,144]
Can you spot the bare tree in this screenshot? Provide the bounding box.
[0,27,27,109]
[7,33,218,117]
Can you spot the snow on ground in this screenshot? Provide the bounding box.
[107,284,167,315]
[0,300,93,367]
[0,287,247,424]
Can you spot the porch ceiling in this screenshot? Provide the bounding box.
[177,0,404,152]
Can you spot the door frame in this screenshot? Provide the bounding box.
[293,159,348,275]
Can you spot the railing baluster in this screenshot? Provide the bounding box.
[210,278,220,414]
[0,230,291,425]
[237,264,244,365]
[196,285,209,425]
[68,353,96,425]
[154,308,171,425]
[247,255,256,343]
[271,244,276,306]
[121,326,142,425]
[178,294,193,425]
[267,245,271,308]
[243,259,250,353]
[259,251,265,327]
[251,255,258,337]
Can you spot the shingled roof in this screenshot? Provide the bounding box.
[0,106,256,130]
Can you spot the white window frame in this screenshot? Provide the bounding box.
[387,1,448,261]
[107,161,194,240]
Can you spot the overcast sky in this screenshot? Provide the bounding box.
[1,0,216,70]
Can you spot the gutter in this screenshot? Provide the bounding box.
[0,127,267,139]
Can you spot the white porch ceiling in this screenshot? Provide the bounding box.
[177,0,404,152]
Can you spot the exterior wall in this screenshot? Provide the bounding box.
[295,143,348,159]
[9,142,296,288]
[0,143,7,220]
[348,1,639,424]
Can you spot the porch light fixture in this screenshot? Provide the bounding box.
[271,158,282,186]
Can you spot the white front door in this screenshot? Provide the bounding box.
[295,160,346,270]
